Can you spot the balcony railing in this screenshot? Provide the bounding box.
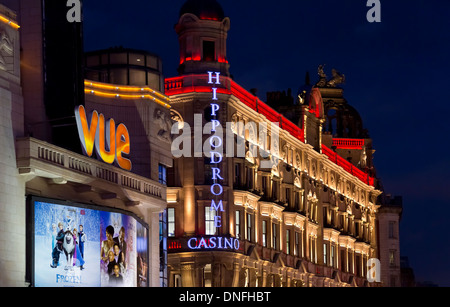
[332,138,365,150]
[16,137,165,200]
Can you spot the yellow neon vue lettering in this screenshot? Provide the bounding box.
[75,105,132,171]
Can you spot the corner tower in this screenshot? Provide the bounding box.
[176,0,230,77]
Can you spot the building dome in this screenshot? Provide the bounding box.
[179,0,225,21]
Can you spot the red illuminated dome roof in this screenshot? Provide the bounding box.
[179,0,225,21]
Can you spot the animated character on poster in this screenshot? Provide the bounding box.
[50,222,65,268]
[50,225,86,270]
[79,224,87,259]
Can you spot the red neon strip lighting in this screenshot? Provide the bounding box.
[165,75,306,142]
[322,144,375,186]
[164,75,375,186]
[333,138,365,150]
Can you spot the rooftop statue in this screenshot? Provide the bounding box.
[327,69,346,87]
[316,64,328,87]
[315,64,346,88]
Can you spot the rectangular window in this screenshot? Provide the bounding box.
[285,188,291,206]
[168,208,175,237]
[203,41,215,61]
[262,176,268,197]
[158,164,167,185]
[349,251,354,274]
[262,220,267,247]
[341,249,346,272]
[389,221,395,238]
[204,264,212,287]
[295,232,300,256]
[356,254,361,277]
[310,237,316,263]
[205,207,217,235]
[294,192,300,211]
[235,210,241,239]
[389,250,396,266]
[246,213,252,242]
[286,229,291,255]
[234,163,241,186]
[323,242,328,265]
[247,167,254,190]
[340,215,345,231]
[272,223,278,250]
[272,181,278,200]
[331,244,336,268]
[204,157,213,185]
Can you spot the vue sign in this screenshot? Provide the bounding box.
[75,105,132,171]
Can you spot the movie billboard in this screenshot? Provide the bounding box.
[32,198,148,287]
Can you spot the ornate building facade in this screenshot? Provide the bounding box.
[0,0,172,287]
[165,0,401,287]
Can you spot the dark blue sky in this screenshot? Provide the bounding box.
[84,0,450,286]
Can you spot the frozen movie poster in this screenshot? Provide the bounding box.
[33,199,149,287]
[34,201,101,287]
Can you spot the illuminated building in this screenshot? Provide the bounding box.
[165,0,402,287]
[0,0,172,287]
[0,0,403,288]
[84,47,165,92]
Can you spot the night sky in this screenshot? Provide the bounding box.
[83,0,450,286]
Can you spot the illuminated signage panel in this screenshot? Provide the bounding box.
[75,105,132,171]
[30,197,148,287]
[185,72,239,251]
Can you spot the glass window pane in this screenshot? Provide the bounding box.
[129,53,145,66]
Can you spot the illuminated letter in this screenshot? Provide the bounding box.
[366,0,381,23]
[224,237,233,249]
[214,216,222,228]
[95,114,116,165]
[212,88,218,100]
[66,0,81,23]
[75,105,98,157]
[115,123,132,171]
[210,103,220,116]
[211,183,223,196]
[211,200,224,212]
[211,120,220,132]
[204,123,223,157]
[209,237,217,248]
[209,136,222,149]
[210,152,223,164]
[234,239,240,250]
[198,237,208,249]
[207,71,221,85]
[187,238,198,249]
[212,167,223,181]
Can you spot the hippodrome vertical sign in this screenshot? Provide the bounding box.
[207,72,225,229]
[187,72,239,251]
